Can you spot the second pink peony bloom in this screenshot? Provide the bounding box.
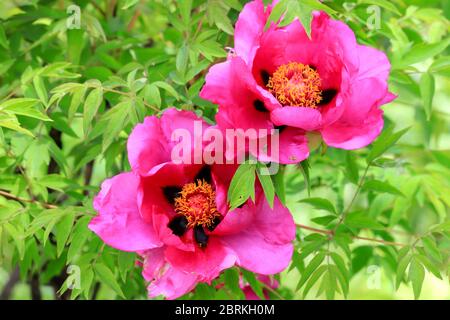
[200,0,396,163]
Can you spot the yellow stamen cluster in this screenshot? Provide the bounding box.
[174,180,220,228]
[267,62,323,108]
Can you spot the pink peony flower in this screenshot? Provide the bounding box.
[89,108,296,299]
[200,0,396,163]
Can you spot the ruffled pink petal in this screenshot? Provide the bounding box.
[200,58,274,132]
[213,203,256,236]
[127,108,209,176]
[89,173,162,252]
[211,163,239,215]
[234,0,268,66]
[127,116,169,176]
[152,213,195,252]
[337,77,388,124]
[165,237,236,280]
[221,197,295,274]
[270,107,322,131]
[147,266,199,300]
[253,126,309,164]
[356,45,391,82]
[142,247,166,282]
[321,107,384,150]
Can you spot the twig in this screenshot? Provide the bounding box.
[296,224,406,247]
[332,163,371,234]
[127,5,142,32]
[0,190,57,209]
[261,282,285,300]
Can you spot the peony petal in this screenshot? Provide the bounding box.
[89,173,162,252]
[127,108,209,176]
[234,0,268,66]
[165,237,236,280]
[356,45,391,82]
[270,106,322,131]
[221,197,295,274]
[142,247,166,282]
[337,77,388,123]
[321,107,384,150]
[147,266,199,300]
[252,126,309,164]
[200,57,275,132]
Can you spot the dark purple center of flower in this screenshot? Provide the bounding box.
[165,166,222,248]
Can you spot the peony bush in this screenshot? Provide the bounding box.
[0,0,449,300]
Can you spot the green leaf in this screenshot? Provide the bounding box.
[33,76,48,105]
[367,127,410,164]
[359,0,401,15]
[345,211,384,230]
[83,88,103,137]
[419,72,435,120]
[101,100,131,151]
[0,23,9,49]
[0,98,50,121]
[345,152,359,184]
[300,197,337,214]
[67,29,84,65]
[94,263,125,299]
[396,252,412,289]
[273,165,286,205]
[176,44,189,73]
[421,236,442,262]
[227,162,256,210]
[153,81,180,100]
[299,160,311,196]
[241,269,265,300]
[68,84,87,120]
[257,164,275,208]
[4,223,25,260]
[297,252,326,291]
[118,251,136,282]
[394,37,450,68]
[311,215,337,226]
[144,84,161,109]
[363,179,404,196]
[303,265,327,298]
[223,268,244,299]
[121,0,139,9]
[415,254,442,280]
[67,216,90,262]
[408,257,425,300]
[56,212,75,257]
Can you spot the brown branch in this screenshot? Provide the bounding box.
[127,8,142,32]
[0,190,57,209]
[0,267,19,300]
[90,1,106,17]
[296,224,406,247]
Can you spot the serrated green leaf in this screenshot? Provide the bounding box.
[408,257,425,300]
[363,179,404,197]
[420,72,435,120]
[367,127,410,164]
[300,197,337,214]
[56,212,75,257]
[227,162,256,210]
[257,164,275,208]
[297,252,326,291]
[83,88,103,136]
[345,211,384,230]
[94,263,125,299]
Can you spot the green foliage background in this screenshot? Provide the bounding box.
[0,0,449,300]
